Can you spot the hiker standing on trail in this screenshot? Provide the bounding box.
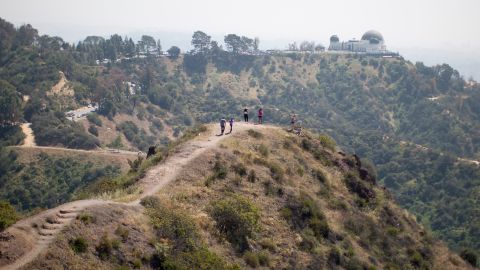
[290,112,297,129]
[220,117,226,135]
[258,108,263,124]
[243,107,249,122]
[229,117,234,133]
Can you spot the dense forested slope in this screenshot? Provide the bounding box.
[0,17,479,259]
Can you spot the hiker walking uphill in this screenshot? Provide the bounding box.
[258,108,263,124]
[220,117,226,135]
[243,107,249,122]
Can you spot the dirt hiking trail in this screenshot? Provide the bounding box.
[0,122,267,270]
[19,124,35,147]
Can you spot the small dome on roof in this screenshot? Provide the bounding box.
[361,30,384,43]
[330,35,339,42]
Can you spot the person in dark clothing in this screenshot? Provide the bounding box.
[258,108,263,124]
[228,118,234,133]
[146,146,156,158]
[220,117,226,135]
[243,107,249,122]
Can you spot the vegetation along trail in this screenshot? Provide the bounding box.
[0,122,266,270]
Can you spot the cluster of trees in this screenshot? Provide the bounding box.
[0,149,120,211]
[287,41,325,52]
[190,31,260,56]
[76,34,162,63]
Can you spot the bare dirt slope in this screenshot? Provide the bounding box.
[19,123,35,147]
[0,122,263,270]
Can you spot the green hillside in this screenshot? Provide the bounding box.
[0,18,479,260]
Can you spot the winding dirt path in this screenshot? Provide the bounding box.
[0,122,266,270]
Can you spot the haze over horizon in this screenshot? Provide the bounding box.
[2,0,480,79]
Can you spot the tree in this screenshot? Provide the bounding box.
[253,37,260,52]
[241,36,254,53]
[191,31,211,54]
[141,35,156,54]
[299,41,315,52]
[314,44,325,52]
[157,39,162,55]
[125,38,136,57]
[14,24,38,48]
[224,34,242,54]
[84,36,105,46]
[167,46,181,60]
[0,80,21,126]
[288,42,298,51]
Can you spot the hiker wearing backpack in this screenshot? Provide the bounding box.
[258,108,263,124]
[243,107,249,122]
[220,117,226,135]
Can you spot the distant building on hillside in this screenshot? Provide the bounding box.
[328,30,397,56]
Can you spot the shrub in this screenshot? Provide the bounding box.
[147,203,201,252]
[232,163,247,177]
[319,134,336,151]
[213,160,228,179]
[107,135,123,149]
[258,144,269,157]
[301,138,313,151]
[87,113,102,127]
[311,168,327,183]
[268,161,284,182]
[247,129,263,139]
[69,236,88,253]
[96,234,113,260]
[88,125,98,136]
[208,195,260,251]
[244,251,260,268]
[152,118,164,131]
[344,173,375,201]
[0,200,18,231]
[115,225,129,242]
[164,248,239,270]
[140,195,161,208]
[247,170,256,183]
[78,213,94,224]
[259,238,277,252]
[460,249,478,267]
[282,193,330,240]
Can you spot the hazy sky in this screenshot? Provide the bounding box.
[2,0,480,49]
[2,0,480,79]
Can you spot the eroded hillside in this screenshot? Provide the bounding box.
[9,126,472,270]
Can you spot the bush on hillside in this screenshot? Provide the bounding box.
[69,236,88,253]
[164,248,240,270]
[31,111,99,149]
[281,193,330,241]
[319,134,336,151]
[0,200,18,231]
[146,202,201,252]
[208,195,260,251]
[86,113,102,127]
[88,125,98,136]
[0,126,25,147]
[460,249,478,267]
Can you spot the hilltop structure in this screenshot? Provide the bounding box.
[329,30,397,55]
